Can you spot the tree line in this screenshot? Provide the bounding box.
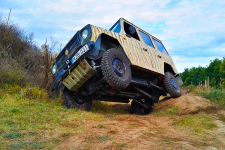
[180,58,225,88]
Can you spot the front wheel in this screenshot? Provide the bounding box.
[163,72,182,98]
[101,48,132,90]
[63,87,92,111]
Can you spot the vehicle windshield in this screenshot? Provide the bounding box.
[110,21,121,33]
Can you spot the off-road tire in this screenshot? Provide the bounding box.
[163,72,182,98]
[131,100,153,115]
[63,87,92,111]
[101,48,131,90]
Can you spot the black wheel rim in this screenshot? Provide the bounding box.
[170,78,178,90]
[112,58,126,77]
[73,93,86,105]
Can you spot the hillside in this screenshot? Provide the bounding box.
[0,89,225,149]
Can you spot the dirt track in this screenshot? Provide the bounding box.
[56,92,225,149]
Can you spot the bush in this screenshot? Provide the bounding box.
[0,16,58,98]
[197,88,225,107]
[0,59,28,87]
[189,85,196,92]
[189,86,225,107]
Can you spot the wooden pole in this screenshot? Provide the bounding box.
[7,8,11,25]
[205,80,206,87]
[208,77,209,87]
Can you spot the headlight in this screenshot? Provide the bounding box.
[52,64,57,75]
[82,29,88,39]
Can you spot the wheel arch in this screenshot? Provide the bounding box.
[98,33,131,64]
[164,62,175,75]
[100,33,121,51]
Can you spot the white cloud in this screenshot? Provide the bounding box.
[172,55,224,73]
[1,0,225,72]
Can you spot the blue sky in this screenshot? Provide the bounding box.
[1,0,225,72]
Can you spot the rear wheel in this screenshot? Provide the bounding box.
[63,87,92,111]
[101,48,131,90]
[131,100,153,115]
[163,72,182,98]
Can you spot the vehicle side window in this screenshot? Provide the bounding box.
[152,38,168,55]
[123,22,140,40]
[139,30,154,48]
[111,21,121,33]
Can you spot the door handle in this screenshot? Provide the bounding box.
[143,48,147,51]
[157,55,162,58]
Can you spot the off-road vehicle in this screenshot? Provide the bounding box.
[52,18,183,115]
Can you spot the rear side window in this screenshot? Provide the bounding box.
[139,30,154,48]
[152,38,168,54]
[123,22,140,40]
[110,21,121,33]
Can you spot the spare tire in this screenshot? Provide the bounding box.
[163,72,182,98]
[101,48,131,90]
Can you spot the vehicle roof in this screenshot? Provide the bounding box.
[118,18,162,42]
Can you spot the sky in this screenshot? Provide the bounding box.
[0,0,225,73]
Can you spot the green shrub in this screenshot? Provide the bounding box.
[0,61,27,87]
[187,86,225,107]
[197,88,225,107]
[189,85,196,92]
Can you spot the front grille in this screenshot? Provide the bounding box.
[56,33,80,75]
[68,43,78,58]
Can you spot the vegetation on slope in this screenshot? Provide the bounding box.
[0,16,57,94]
[188,85,225,107]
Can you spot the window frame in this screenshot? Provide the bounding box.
[152,38,169,55]
[138,30,155,48]
[121,20,141,41]
[109,20,122,34]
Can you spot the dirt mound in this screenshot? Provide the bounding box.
[158,92,216,115]
[56,92,225,149]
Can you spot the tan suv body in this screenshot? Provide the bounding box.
[52,18,182,115]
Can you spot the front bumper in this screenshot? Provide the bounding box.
[53,42,95,90]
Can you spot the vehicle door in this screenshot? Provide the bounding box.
[137,30,163,74]
[151,38,173,74]
[121,20,153,71]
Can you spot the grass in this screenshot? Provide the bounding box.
[166,106,179,115]
[0,86,110,149]
[110,130,115,134]
[0,84,223,149]
[61,133,70,137]
[217,114,225,123]
[4,133,22,139]
[175,115,217,135]
[97,136,112,142]
[117,143,126,147]
[98,124,104,128]
[193,86,225,107]
[0,84,131,149]
[153,106,179,116]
